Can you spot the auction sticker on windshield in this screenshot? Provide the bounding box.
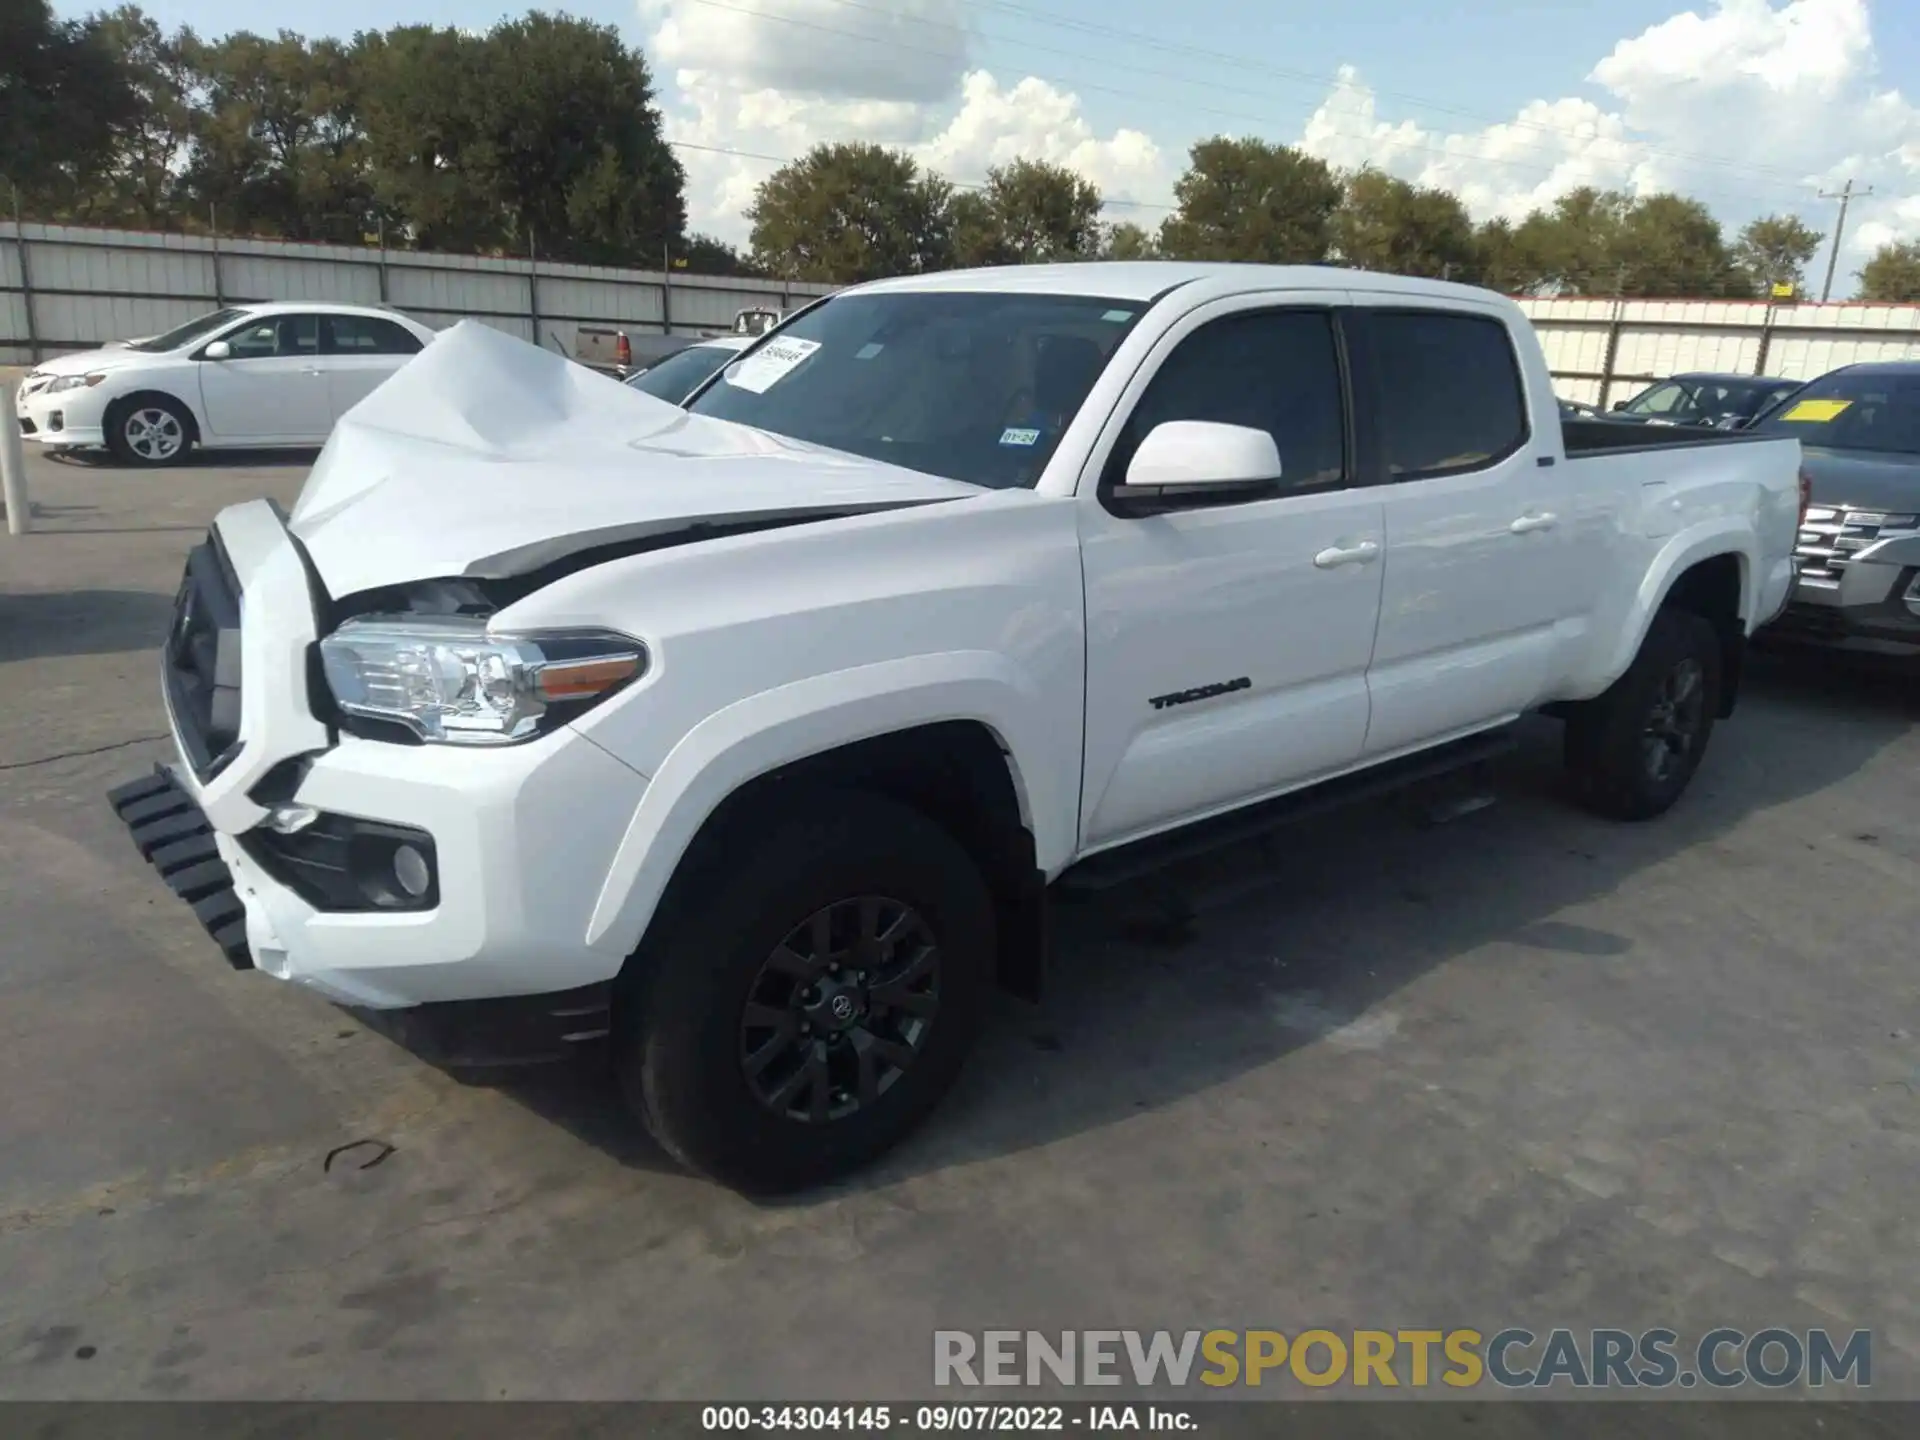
[725,337,821,394]
[1779,398,1854,423]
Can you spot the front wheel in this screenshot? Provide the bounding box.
[1565,607,1722,821]
[618,790,995,1193]
[105,395,194,467]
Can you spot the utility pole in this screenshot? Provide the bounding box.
[1818,179,1873,303]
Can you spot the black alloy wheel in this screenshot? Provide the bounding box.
[739,896,941,1124]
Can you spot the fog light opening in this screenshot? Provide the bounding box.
[392,843,431,899]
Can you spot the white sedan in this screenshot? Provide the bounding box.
[14,302,438,467]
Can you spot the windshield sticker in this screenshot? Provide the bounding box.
[724,336,821,393]
[1780,398,1853,423]
[999,427,1042,447]
[1101,309,1134,323]
[854,342,884,360]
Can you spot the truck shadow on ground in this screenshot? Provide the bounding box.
[0,590,178,661]
[473,649,1916,1191]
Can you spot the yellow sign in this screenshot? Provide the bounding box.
[1770,281,1795,298]
[1780,398,1853,422]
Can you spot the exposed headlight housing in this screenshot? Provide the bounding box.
[317,616,645,745]
[47,373,107,392]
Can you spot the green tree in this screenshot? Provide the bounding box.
[1732,214,1824,297]
[747,142,954,282]
[1101,220,1158,260]
[948,160,1103,267]
[180,29,371,241]
[1332,167,1477,278]
[1468,217,1552,293]
[676,232,758,276]
[353,25,500,252]
[949,189,1006,268]
[474,12,685,264]
[1156,137,1341,264]
[1858,240,1920,302]
[80,6,202,228]
[0,0,139,211]
[1613,192,1745,297]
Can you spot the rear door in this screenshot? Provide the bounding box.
[1076,295,1387,849]
[320,313,425,420]
[195,314,330,441]
[1346,300,1586,757]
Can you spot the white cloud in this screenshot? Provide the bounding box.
[648,0,969,104]
[915,73,1168,210]
[640,0,1167,243]
[1298,0,1920,285]
[644,0,1920,290]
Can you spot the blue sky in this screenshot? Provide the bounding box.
[55,0,1920,283]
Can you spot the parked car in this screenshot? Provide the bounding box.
[624,335,754,403]
[109,263,1804,1192]
[1608,372,1803,430]
[1752,361,1920,658]
[13,302,436,467]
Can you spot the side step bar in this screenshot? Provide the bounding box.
[106,765,254,969]
[1056,728,1516,895]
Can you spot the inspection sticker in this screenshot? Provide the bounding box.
[1780,398,1853,422]
[999,427,1042,447]
[725,337,821,393]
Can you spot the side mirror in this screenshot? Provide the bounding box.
[202,340,232,361]
[1111,421,1281,510]
[1610,400,1628,411]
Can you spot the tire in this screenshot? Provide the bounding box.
[1565,607,1722,821]
[618,789,995,1193]
[105,394,194,467]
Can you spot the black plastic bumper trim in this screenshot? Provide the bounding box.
[107,765,254,970]
[343,983,616,1069]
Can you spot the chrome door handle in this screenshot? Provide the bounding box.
[1314,540,1380,569]
[1510,511,1558,534]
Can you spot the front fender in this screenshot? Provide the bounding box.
[1584,520,1767,694]
[581,650,1073,961]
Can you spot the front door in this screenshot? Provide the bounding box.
[195,314,331,441]
[1077,297,1387,851]
[1343,298,1579,757]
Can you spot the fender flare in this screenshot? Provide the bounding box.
[582,650,1070,961]
[1590,521,1756,689]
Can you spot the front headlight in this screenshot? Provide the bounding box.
[317,616,646,745]
[47,373,107,393]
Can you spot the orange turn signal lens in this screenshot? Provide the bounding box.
[535,653,642,702]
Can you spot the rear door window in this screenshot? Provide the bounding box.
[1366,310,1530,480]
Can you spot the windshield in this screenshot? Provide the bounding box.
[1623,378,1782,421]
[126,307,251,353]
[1750,370,1920,456]
[685,291,1147,489]
[626,345,738,402]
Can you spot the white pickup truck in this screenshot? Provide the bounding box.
[109,263,1806,1191]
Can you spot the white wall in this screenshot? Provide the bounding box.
[1519,296,1920,408]
[1,222,835,365]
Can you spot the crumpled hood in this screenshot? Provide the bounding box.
[1800,446,1920,514]
[287,320,984,598]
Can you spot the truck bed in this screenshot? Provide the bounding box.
[1562,417,1776,457]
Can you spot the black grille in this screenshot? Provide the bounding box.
[164,534,244,779]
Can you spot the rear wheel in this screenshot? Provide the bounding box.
[618,790,994,1192]
[105,394,194,467]
[1565,607,1722,821]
